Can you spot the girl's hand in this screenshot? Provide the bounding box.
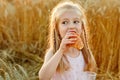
[73,34,84,50]
[59,31,77,53]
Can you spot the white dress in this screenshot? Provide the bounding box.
[51,51,97,80]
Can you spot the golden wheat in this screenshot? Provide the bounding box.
[0,0,119,80]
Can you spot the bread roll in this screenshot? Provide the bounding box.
[69,32,84,50]
[73,36,84,50]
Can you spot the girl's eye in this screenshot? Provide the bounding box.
[62,21,68,24]
[73,21,79,24]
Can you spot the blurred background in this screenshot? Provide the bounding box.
[0,0,119,80]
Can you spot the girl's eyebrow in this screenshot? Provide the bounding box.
[61,18,69,21]
[60,17,81,21]
[74,17,80,20]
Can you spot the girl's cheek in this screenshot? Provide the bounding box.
[61,30,68,38]
[77,27,82,34]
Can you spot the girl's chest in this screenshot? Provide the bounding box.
[60,55,86,80]
[66,52,86,71]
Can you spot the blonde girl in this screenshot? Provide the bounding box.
[39,1,97,80]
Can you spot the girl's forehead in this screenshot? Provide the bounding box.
[58,10,82,20]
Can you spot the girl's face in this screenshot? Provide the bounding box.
[58,10,83,38]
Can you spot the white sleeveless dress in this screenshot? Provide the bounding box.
[51,51,96,80]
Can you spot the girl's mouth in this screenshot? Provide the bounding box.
[68,29,77,33]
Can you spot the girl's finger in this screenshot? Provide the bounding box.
[68,38,77,42]
[64,40,75,45]
[65,33,77,39]
[64,38,76,44]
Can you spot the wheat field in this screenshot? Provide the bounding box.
[0,0,120,80]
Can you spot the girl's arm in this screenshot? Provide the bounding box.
[39,31,77,80]
[38,48,63,80]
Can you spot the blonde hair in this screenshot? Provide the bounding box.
[48,1,97,73]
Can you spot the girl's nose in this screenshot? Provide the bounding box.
[68,23,75,29]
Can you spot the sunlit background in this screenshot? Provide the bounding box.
[0,0,120,80]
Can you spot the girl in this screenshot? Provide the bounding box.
[39,1,97,80]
